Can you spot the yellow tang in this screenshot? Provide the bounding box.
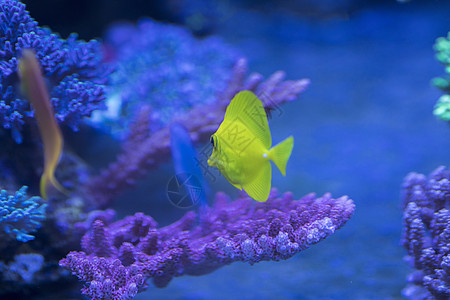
[208,90,294,202]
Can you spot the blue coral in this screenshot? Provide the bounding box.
[0,0,109,138]
[0,186,46,243]
[1,253,45,283]
[97,18,239,135]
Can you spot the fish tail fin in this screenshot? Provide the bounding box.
[268,136,294,176]
[40,174,49,200]
[40,172,69,200]
[50,175,69,196]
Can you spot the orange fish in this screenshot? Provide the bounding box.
[18,49,67,199]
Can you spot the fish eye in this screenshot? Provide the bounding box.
[210,135,218,150]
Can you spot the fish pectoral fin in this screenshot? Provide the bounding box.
[243,162,271,202]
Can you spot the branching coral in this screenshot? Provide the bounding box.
[60,189,354,300]
[401,166,450,299]
[0,0,110,139]
[86,58,310,208]
[0,186,46,244]
[433,32,450,121]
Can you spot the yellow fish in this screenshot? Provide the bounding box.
[208,90,294,202]
[18,49,67,199]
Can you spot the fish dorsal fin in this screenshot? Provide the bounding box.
[224,91,271,149]
[243,161,271,202]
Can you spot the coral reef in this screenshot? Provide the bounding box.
[0,3,358,300]
[0,186,46,244]
[0,0,110,140]
[60,189,354,299]
[86,58,310,208]
[433,32,450,121]
[401,166,450,299]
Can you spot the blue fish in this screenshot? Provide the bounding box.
[169,123,208,208]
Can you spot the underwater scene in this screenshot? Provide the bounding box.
[0,0,450,299]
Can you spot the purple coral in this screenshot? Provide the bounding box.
[0,0,110,138]
[96,18,239,134]
[402,166,450,299]
[60,189,354,299]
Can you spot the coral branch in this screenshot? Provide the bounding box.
[60,189,354,299]
[0,186,46,244]
[121,105,152,153]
